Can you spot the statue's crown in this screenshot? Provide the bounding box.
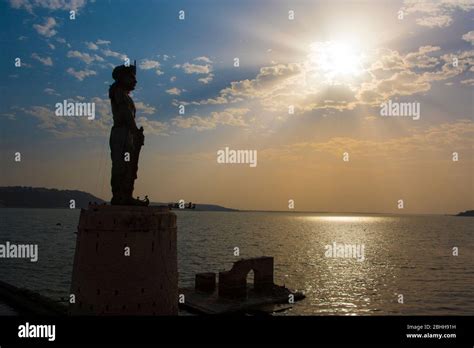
[112,60,136,81]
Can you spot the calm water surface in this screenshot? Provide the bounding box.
[0,209,472,315]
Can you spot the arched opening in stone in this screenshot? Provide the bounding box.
[246,269,255,292]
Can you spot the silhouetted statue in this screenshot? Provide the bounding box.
[109,61,149,206]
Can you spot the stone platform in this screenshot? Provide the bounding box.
[180,284,305,315]
[180,257,305,314]
[69,204,178,315]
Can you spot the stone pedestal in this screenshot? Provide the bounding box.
[68,204,178,315]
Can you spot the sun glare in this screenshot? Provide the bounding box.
[301,215,383,223]
[309,41,364,81]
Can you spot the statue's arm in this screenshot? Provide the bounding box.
[113,96,138,130]
[118,105,138,130]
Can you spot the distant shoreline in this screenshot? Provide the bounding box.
[0,187,471,216]
[0,206,471,217]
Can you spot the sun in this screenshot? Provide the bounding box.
[308,41,364,82]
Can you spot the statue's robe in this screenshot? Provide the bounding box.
[109,84,143,204]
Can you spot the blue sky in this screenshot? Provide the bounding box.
[1,0,473,213]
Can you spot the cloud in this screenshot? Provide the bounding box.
[2,112,16,120]
[9,0,34,12]
[10,0,87,13]
[367,46,441,72]
[297,85,358,112]
[134,101,156,115]
[194,56,212,64]
[198,73,214,84]
[138,59,164,75]
[460,78,474,86]
[56,37,67,45]
[166,88,183,95]
[67,51,104,65]
[415,15,452,28]
[173,58,216,83]
[357,70,431,105]
[404,46,440,68]
[368,48,406,71]
[31,53,53,66]
[43,88,59,95]
[190,43,472,113]
[18,97,112,138]
[19,97,165,138]
[33,17,57,38]
[193,62,302,107]
[172,108,249,131]
[20,105,68,131]
[261,119,474,162]
[67,50,104,64]
[85,41,99,50]
[177,62,212,74]
[423,50,473,80]
[170,76,177,82]
[102,48,127,61]
[401,0,474,28]
[358,47,471,106]
[137,117,168,136]
[67,67,97,80]
[462,31,474,45]
[139,59,160,69]
[95,39,111,45]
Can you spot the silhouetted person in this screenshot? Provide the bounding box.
[108,61,148,206]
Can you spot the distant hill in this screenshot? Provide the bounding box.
[151,202,238,212]
[0,187,237,211]
[455,210,474,217]
[0,186,105,209]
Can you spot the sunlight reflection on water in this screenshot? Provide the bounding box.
[301,215,387,223]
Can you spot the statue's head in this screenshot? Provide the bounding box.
[112,61,137,92]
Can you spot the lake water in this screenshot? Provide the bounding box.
[0,208,473,315]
